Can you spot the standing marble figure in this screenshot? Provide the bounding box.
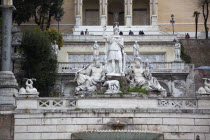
[93,41,99,59]
[133,41,140,57]
[174,40,181,61]
[105,25,125,75]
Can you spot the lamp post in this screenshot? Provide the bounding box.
[55,12,61,33]
[170,14,175,35]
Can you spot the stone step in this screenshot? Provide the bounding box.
[73,25,162,35]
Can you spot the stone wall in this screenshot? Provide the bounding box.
[14,110,210,140]
[14,97,210,140]
[180,39,210,91]
[0,114,14,140]
[180,39,210,68]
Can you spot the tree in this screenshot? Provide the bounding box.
[193,11,200,39]
[13,0,64,30]
[44,28,64,49]
[20,29,57,96]
[198,0,210,39]
[181,43,191,64]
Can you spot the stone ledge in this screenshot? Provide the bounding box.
[0,105,16,111]
[14,96,210,100]
[14,108,210,114]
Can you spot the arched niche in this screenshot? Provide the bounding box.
[63,82,77,97]
[83,0,100,25]
[133,0,150,25]
[108,0,124,25]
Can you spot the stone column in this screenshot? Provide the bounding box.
[124,0,133,27]
[75,0,83,26]
[1,7,13,71]
[150,0,157,25]
[0,1,18,106]
[100,0,108,26]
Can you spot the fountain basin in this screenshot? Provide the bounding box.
[72,130,164,140]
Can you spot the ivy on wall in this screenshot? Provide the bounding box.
[181,43,191,63]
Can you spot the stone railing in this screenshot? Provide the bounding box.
[38,98,77,109]
[15,97,210,110]
[57,62,192,74]
[16,98,78,110]
[158,99,197,109]
[150,62,192,73]
[57,62,92,73]
[63,34,177,42]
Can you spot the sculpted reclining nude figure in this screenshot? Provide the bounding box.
[75,58,106,92]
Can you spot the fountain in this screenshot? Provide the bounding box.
[74,23,167,97]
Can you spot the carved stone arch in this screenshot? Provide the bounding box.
[159,81,170,94]
[63,82,77,97]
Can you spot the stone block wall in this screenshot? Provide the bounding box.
[0,114,14,140]
[180,39,210,91]
[14,110,210,140]
[180,39,210,68]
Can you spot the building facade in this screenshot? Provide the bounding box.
[18,0,210,35]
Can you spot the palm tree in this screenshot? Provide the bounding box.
[198,0,210,39]
[193,11,200,39]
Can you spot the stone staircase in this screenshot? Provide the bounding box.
[73,25,164,36]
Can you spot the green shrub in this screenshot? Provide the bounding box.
[20,29,57,97]
[74,108,81,111]
[128,86,148,94]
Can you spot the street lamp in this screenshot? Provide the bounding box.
[55,12,61,33]
[170,14,175,35]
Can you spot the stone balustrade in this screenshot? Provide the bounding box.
[63,34,177,42]
[57,62,192,74]
[15,97,210,110]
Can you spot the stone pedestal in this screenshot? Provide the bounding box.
[125,15,132,27]
[100,15,107,26]
[0,71,18,105]
[76,15,82,27]
[151,15,157,26]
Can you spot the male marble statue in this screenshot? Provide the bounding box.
[93,41,99,59]
[75,58,106,92]
[144,68,167,97]
[133,41,140,57]
[126,57,167,97]
[52,41,59,56]
[104,24,125,75]
[126,57,146,87]
[174,40,181,61]
[197,78,210,95]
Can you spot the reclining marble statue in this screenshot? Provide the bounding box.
[19,78,39,96]
[126,57,167,97]
[75,58,106,93]
[197,78,210,95]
